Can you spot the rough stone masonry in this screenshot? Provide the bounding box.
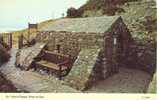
[16,16,133,91]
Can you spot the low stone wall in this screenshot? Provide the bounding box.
[122,40,156,75]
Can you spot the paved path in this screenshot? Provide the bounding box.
[0,49,79,93]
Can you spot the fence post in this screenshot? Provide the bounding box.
[18,34,23,49]
[59,65,62,80]
[28,29,30,42]
[9,33,12,48]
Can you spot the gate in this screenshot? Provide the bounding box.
[0,33,12,49]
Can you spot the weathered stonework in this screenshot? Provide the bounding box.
[36,31,104,59]
[64,47,102,90]
[16,43,46,70]
[17,16,133,91]
[122,40,156,75]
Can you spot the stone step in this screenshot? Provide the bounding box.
[35,60,68,71]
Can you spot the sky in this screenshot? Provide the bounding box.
[0,0,87,32]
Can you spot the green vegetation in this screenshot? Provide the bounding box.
[78,0,140,16]
[78,0,157,41]
[67,7,81,18]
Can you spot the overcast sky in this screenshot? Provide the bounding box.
[0,0,87,32]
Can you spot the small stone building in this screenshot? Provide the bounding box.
[36,16,133,90]
[16,16,133,91]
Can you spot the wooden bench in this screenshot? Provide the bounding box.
[35,59,70,79]
[34,50,74,79]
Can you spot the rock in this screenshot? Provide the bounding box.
[0,72,17,92]
[16,42,47,70]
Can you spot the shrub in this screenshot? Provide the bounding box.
[0,44,10,64]
[67,7,81,18]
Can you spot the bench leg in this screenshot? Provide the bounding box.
[58,65,62,80]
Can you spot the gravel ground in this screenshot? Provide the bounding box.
[86,67,152,93]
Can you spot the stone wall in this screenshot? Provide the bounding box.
[107,17,133,59]
[64,47,106,90]
[35,17,133,62]
[102,17,133,75]
[107,17,156,75]
[123,40,156,75]
[34,19,133,91]
[36,31,104,59]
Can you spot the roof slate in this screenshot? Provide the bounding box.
[41,16,120,33]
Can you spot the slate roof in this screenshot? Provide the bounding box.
[41,16,120,33]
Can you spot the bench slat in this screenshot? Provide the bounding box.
[43,50,69,58]
[36,60,67,70]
